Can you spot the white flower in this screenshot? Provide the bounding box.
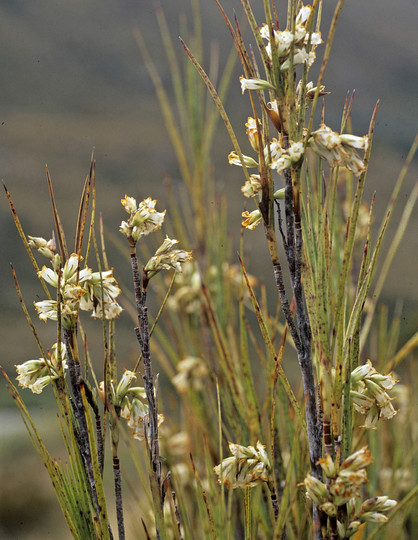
[304,31,322,47]
[240,76,275,94]
[264,138,284,163]
[270,154,292,172]
[296,5,312,26]
[275,30,294,56]
[121,194,137,214]
[28,235,56,259]
[340,134,369,152]
[116,370,137,401]
[289,141,305,162]
[280,48,310,71]
[350,360,399,427]
[241,175,262,198]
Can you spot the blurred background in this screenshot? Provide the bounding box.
[1,0,417,538]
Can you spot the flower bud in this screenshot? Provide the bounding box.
[241,210,262,230]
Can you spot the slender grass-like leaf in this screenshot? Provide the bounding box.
[239,257,305,429]
[4,185,51,299]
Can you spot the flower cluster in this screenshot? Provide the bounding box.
[34,253,122,328]
[229,123,304,175]
[16,342,67,394]
[304,447,396,536]
[308,125,369,176]
[99,370,164,442]
[240,4,322,86]
[144,237,193,280]
[350,360,398,429]
[119,195,166,242]
[28,235,57,260]
[172,356,208,394]
[214,441,271,489]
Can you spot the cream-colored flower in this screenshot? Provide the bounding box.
[341,446,373,471]
[242,209,262,230]
[264,138,284,163]
[245,117,261,152]
[309,124,368,176]
[145,236,193,279]
[79,268,122,320]
[214,441,271,489]
[120,196,166,242]
[304,474,329,505]
[15,342,67,394]
[121,194,137,214]
[280,48,310,71]
[35,254,122,324]
[28,235,56,259]
[228,151,258,168]
[241,175,262,198]
[351,360,398,428]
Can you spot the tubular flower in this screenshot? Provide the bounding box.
[350,359,398,429]
[120,195,166,242]
[228,151,258,168]
[242,209,262,230]
[214,441,271,489]
[34,254,122,326]
[245,117,261,152]
[145,237,193,280]
[308,124,369,176]
[15,342,67,394]
[239,76,275,94]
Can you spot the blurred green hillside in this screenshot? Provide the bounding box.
[0,1,417,537]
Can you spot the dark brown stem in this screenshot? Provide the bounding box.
[81,377,105,475]
[113,455,125,540]
[63,328,101,518]
[128,240,163,539]
[271,154,323,538]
